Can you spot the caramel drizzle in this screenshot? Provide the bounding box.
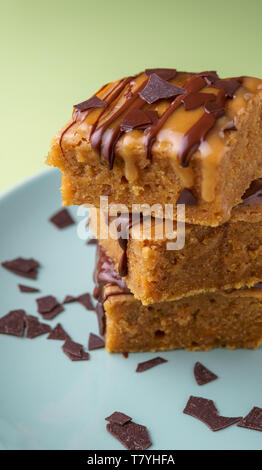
[90,80,148,169]
[59,77,133,155]
[62,70,241,168]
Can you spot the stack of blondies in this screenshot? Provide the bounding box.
[48,68,262,352]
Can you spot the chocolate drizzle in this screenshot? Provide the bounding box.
[93,245,131,335]
[62,69,243,170]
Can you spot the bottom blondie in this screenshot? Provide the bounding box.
[94,245,262,353]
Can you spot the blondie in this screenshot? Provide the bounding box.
[94,245,262,353]
[91,179,262,304]
[47,69,262,226]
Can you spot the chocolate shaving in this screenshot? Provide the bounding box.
[105,412,132,426]
[88,332,105,350]
[197,71,219,85]
[47,323,70,340]
[86,238,98,245]
[237,407,262,432]
[182,92,216,111]
[204,100,225,116]
[176,188,197,206]
[49,209,75,229]
[2,257,39,279]
[74,95,108,112]
[106,421,152,450]
[145,68,177,80]
[63,292,94,310]
[63,295,77,304]
[18,284,40,293]
[194,362,218,385]
[25,315,51,339]
[120,108,158,132]
[183,396,242,431]
[213,79,241,98]
[62,338,82,357]
[36,295,64,320]
[96,302,106,336]
[62,338,90,361]
[77,293,95,310]
[136,356,167,373]
[139,73,186,104]
[36,296,59,314]
[0,310,25,337]
[41,304,64,320]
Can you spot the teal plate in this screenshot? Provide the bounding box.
[0,169,262,450]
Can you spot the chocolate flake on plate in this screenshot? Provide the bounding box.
[18,284,40,293]
[36,295,64,320]
[194,362,218,386]
[106,421,152,450]
[37,295,59,313]
[176,188,197,206]
[139,73,186,104]
[183,396,242,431]
[2,257,40,279]
[49,208,75,229]
[88,332,105,350]
[62,293,94,310]
[42,304,64,320]
[0,310,25,337]
[77,293,95,310]
[145,68,177,81]
[47,323,70,340]
[237,407,262,432]
[136,356,167,373]
[62,338,90,361]
[63,295,77,304]
[74,96,108,112]
[105,412,132,426]
[25,315,51,339]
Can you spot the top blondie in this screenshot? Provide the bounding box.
[47,69,262,226]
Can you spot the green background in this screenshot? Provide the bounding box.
[1,0,262,193]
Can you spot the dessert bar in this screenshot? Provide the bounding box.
[91,179,262,304]
[47,69,262,226]
[94,245,262,353]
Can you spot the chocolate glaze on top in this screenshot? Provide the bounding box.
[60,69,243,169]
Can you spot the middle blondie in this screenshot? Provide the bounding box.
[90,179,262,305]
